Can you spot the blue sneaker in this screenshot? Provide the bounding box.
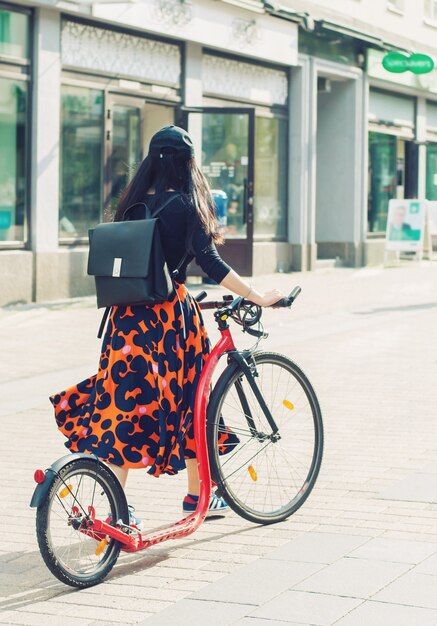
[106,504,143,530]
[182,493,229,517]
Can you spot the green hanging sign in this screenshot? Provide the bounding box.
[382,51,435,75]
[408,53,435,74]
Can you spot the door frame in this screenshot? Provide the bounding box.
[178,105,256,276]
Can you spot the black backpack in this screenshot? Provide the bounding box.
[87,194,186,337]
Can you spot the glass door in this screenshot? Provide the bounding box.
[180,107,255,276]
[105,95,143,215]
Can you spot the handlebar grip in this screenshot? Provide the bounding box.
[195,291,208,303]
[270,285,302,308]
[289,286,302,301]
[271,298,291,308]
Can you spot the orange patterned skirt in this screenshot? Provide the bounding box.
[50,283,238,477]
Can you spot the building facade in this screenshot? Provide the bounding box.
[1,0,437,304]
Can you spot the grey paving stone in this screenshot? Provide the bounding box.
[422,461,437,475]
[265,532,369,564]
[349,537,437,564]
[373,571,437,609]
[378,473,437,503]
[294,557,410,598]
[415,552,437,575]
[334,600,437,626]
[249,590,361,625]
[0,612,91,626]
[190,560,322,605]
[232,616,304,626]
[5,267,437,624]
[138,599,251,625]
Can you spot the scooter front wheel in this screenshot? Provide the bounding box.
[36,458,128,588]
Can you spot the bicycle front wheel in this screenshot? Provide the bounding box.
[36,458,128,587]
[207,351,323,524]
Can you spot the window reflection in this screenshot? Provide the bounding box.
[254,116,287,238]
[60,86,103,238]
[110,104,141,212]
[0,10,29,59]
[201,113,249,238]
[427,143,437,201]
[368,132,397,233]
[0,78,27,242]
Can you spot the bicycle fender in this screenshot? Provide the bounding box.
[30,453,99,509]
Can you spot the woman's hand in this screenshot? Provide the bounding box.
[248,289,285,307]
[219,270,285,308]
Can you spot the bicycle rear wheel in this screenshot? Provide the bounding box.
[36,458,128,587]
[207,351,323,524]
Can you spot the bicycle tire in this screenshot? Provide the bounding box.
[207,351,323,524]
[36,458,128,588]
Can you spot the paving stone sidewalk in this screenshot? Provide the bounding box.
[1,265,437,625]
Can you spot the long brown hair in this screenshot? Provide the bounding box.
[113,150,223,249]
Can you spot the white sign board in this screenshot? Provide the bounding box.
[385,199,427,252]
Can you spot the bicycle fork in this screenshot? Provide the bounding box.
[230,352,280,441]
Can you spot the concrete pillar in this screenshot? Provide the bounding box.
[360,73,369,245]
[307,58,318,270]
[314,70,365,267]
[30,8,61,300]
[289,56,316,271]
[182,42,203,158]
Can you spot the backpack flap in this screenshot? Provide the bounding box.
[88,219,157,278]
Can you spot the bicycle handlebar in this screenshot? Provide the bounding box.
[194,286,301,338]
[195,286,301,310]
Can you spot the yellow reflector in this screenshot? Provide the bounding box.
[283,400,294,410]
[59,484,72,498]
[221,314,228,321]
[95,538,109,556]
[248,465,258,481]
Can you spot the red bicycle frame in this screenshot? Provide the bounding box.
[79,327,236,553]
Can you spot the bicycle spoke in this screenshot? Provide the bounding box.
[45,468,117,578]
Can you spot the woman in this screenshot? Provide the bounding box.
[50,125,284,527]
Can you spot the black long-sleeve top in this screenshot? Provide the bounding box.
[129,192,231,284]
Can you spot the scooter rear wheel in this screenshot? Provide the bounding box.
[36,458,128,588]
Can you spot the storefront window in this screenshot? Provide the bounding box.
[254,116,287,238]
[368,132,397,233]
[427,143,437,201]
[60,85,104,238]
[0,9,29,59]
[0,77,28,242]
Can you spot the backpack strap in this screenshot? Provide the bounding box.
[122,193,181,221]
[97,306,112,339]
[142,193,189,276]
[171,251,188,279]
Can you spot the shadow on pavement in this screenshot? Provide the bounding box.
[0,520,262,610]
[0,546,170,611]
